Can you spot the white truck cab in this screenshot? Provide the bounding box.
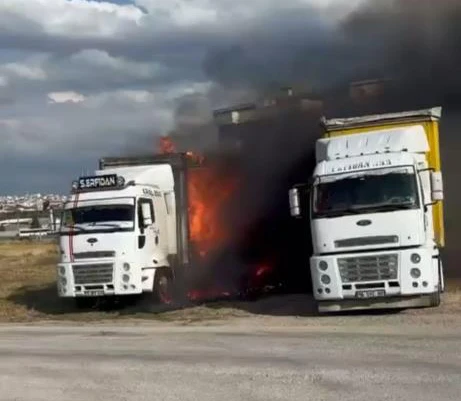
[57,156,189,306]
[289,107,446,313]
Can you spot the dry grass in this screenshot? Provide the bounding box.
[0,241,248,323]
[0,241,60,321]
[0,241,460,324]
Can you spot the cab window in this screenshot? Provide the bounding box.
[137,198,154,234]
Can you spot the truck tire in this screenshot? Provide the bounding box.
[429,283,441,308]
[428,256,445,308]
[153,268,173,304]
[439,258,445,293]
[430,290,441,308]
[74,297,96,309]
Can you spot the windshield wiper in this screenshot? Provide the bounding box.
[317,208,362,218]
[363,204,416,212]
[61,224,88,233]
[91,223,122,228]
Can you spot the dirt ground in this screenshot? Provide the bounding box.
[1,241,461,328]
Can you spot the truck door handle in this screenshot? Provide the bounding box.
[138,235,146,249]
[155,235,159,245]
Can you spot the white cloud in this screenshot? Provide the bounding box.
[163,81,214,101]
[0,0,361,45]
[135,0,218,26]
[0,55,48,84]
[0,0,368,193]
[0,0,143,38]
[2,62,47,81]
[69,49,160,79]
[82,89,155,108]
[48,91,86,104]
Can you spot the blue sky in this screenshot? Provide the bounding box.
[0,0,367,195]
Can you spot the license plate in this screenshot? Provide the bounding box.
[355,290,385,299]
[83,290,104,297]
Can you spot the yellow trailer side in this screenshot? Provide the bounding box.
[320,107,444,247]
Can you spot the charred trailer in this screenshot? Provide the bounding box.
[212,99,324,294]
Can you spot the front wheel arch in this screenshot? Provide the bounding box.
[439,257,445,293]
[152,267,173,304]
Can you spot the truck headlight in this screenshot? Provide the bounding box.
[321,275,331,285]
[59,266,66,276]
[410,268,421,279]
[123,263,130,272]
[411,253,421,264]
[60,277,67,286]
[319,261,328,271]
[122,274,130,283]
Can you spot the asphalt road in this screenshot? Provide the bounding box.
[0,323,460,401]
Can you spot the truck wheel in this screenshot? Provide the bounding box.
[429,283,441,308]
[439,258,445,293]
[153,269,173,304]
[74,297,96,310]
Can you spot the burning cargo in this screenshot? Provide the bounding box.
[57,147,272,305]
[56,87,326,306]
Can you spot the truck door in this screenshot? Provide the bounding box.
[137,198,157,261]
[153,194,170,259]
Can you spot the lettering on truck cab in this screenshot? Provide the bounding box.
[142,188,162,197]
[330,159,392,173]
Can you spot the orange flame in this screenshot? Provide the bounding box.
[159,136,176,154]
[188,167,238,258]
[157,135,238,259]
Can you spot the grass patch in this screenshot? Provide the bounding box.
[0,241,250,323]
[1,241,460,323]
[0,241,61,321]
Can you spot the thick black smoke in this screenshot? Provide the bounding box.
[195,0,461,289]
[124,0,461,298]
[204,0,461,102]
[339,0,461,107]
[332,0,461,278]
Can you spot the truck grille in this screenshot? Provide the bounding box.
[335,236,398,248]
[72,263,114,285]
[73,251,115,260]
[338,254,398,283]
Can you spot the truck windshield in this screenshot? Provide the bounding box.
[61,204,135,231]
[313,166,420,218]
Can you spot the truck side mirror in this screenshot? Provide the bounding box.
[141,203,153,227]
[289,188,302,218]
[430,171,444,202]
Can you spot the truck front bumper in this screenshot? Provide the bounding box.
[56,261,144,298]
[316,294,435,313]
[310,247,439,305]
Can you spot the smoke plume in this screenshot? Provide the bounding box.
[197,0,461,287]
[128,0,461,297]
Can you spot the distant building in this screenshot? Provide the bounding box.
[349,79,390,104]
[214,86,323,127]
[213,86,324,153]
[0,193,66,215]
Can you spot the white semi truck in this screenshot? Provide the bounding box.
[289,107,446,313]
[57,154,192,306]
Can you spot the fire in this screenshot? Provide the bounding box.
[187,289,232,302]
[255,264,271,278]
[157,135,237,259]
[186,150,205,165]
[157,135,272,302]
[159,136,176,154]
[188,167,238,258]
